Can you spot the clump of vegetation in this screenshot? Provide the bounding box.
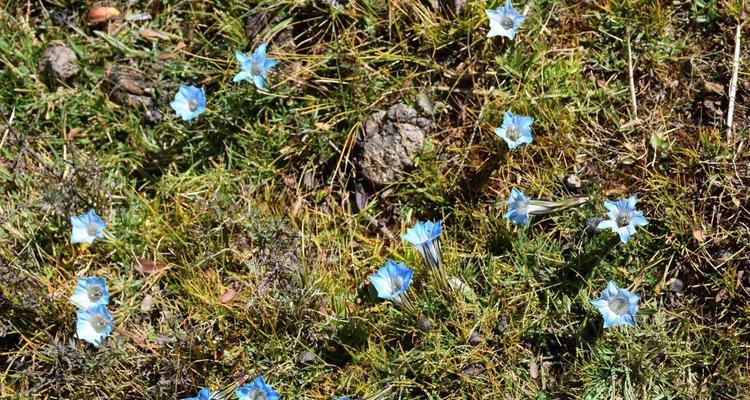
[1,0,748,398]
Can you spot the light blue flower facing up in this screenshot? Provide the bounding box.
[70,209,106,244]
[495,111,533,150]
[70,277,109,310]
[233,43,278,90]
[486,0,527,40]
[236,376,280,400]
[370,260,414,302]
[590,281,639,328]
[402,220,443,269]
[170,85,206,121]
[184,388,217,400]
[596,195,649,244]
[75,304,113,347]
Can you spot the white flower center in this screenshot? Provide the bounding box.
[87,285,103,303]
[506,125,521,140]
[249,390,267,400]
[608,296,628,315]
[250,59,265,76]
[91,314,108,332]
[616,211,633,228]
[188,99,198,112]
[515,198,529,213]
[501,16,514,30]
[86,222,100,236]
[389,276,404,294]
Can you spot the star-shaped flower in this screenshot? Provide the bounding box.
[170,85,206,121]
[596,195,649,244]
[233,43,278,90]
[590,281,639,328]
[235,376,281,400]
[70,209,106,245]
[70,277,109,310]
[370,260,414,302]
[495,111,533,150]
[75,304,113,346]
[486,0,527,40]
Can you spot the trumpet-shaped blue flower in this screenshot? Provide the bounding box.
[590,281,639,328]
[503,188,554,225]
[233,44,278,90]
[70,209,106,244]
[486,0,527,40]
[596,195,649,244]
[402,220,443,269]
[70,277,109,309]
[370,260,413,302]
[75,304,113,346]
[170,85,206,121]
[495,111,533,150]
[236,376,280,400]
[184,388,217,400]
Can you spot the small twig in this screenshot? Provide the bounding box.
[726,22,742,140]
[626,30,638,121]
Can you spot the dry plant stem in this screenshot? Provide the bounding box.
[627,30,638,121]
[726,22,741,140]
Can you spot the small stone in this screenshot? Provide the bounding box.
[669,278,684,294]
[563,174,582,191]
[468,331,482,346]
[496,316,509,334]
[298,350,316,364]
[460,364,484,377]
[416,315,433,331]
[584,217,604,236]
[38,45,80,89]
[529,361,539,379]
[357,104,428,185]
[140,294,154,312]
[387,103,417,121]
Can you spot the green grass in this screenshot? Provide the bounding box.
[1,0,749,398]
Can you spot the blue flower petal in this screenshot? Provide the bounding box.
[76,305,113,346]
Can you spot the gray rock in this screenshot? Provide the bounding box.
[563,174,582,191]
[38,45,80,89]
[669,278,685,294]
[416,315,433,331]
[298,350,316,364]
[496,316,509,334]
[468,331,482,346]
[358,104,428,185]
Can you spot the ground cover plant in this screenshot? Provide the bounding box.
[1,0,749,398]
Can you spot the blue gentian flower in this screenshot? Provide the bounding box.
[486,0,527,40]
[75,304,113,346]
[236,376,280,400]
[184,388,217,400]
[596,195,649,244]
[369,260,414,302]
[402,220,443,269]
[590,281,639,328]
[233,43,278,90]
[70,277,109,309]
[70,209,106,244]
[495,111,533,150]
[170,85,206,121]
[503,188,555,225]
